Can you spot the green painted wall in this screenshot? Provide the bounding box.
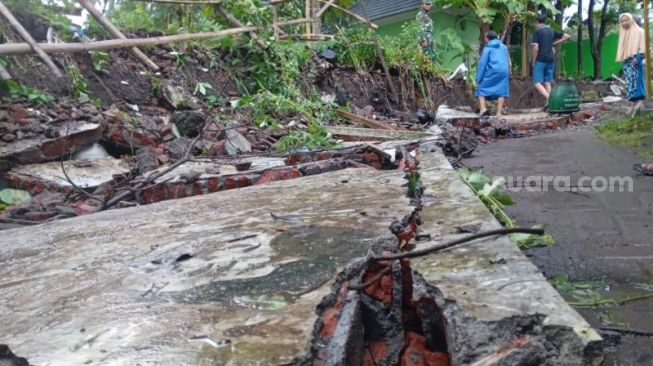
[510,33,622,80]
[559,33,622,79]
[375,10,480,68]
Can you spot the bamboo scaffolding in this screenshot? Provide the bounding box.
[317,0,377,29]
[0,1,63,77]
[216,4,267,49]
[0,26,258,56]
[76,0,159,71]
[132,0,222,4]
[0,63,12,80]
[315,0,335,18]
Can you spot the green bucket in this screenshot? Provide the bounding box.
[548,81,581,113]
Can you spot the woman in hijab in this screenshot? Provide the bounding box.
[475,31,511,117]
[617,13,646,103]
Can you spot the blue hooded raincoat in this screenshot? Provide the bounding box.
[475,38,510,98]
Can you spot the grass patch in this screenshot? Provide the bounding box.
[596,115,653,159]
[552,274,653,308]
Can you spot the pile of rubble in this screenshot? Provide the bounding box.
[0,98,416,227]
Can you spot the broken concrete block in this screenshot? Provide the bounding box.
[0,121,102,165]
[168,138,194,160]
[171,111,205,138]
[5,157,130,194]
[225,129,252,155]
[435,104,480,129]
[136,146,160,175]
[163,83,200,110]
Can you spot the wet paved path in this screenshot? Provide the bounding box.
[464,126,653,365]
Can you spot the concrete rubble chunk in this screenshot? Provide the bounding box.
[5,157,130,192]
[163,83,200,110]
[225,129,252,155]
[167,137,194,160]
[436,104,480,129]
[135,146,160,175]
[0,121,102,165]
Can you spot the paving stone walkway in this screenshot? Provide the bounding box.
[464,126,653,366]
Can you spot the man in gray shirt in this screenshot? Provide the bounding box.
[532,14,570,109]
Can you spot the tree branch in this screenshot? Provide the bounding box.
[370,228,545,262]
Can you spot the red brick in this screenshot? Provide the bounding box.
[364,341,389,366]
[401,331,449,366]
[10,107,30,122]
[23,211,57,221]
[150,184,166,203]
[256,168,301,185]
[166,184,178,199]
[140,187,153,203]
[223,175,253,190]
[207,177,221,192]
[191,183,204,196]
[176,184,188,198]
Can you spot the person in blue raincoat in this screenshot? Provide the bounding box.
[475,31,511,117]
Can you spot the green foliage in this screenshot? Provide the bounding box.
[552,274,653,308]
[109,3,156,33]
[458,168,555,249]
[0,188,31,206]
[315,27,377,73]
[67,65,90,103]
[148,73,163,97]
[276,122,338,153]
[4,0,74,38]
[1,80,54,105]
[194,82,221,108]
[90,51,110,75]
[596,115,653,159]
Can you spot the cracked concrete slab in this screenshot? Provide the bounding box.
[0,145,601,365]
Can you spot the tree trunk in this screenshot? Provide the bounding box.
[521,21,528,78]
[587,0,600,79]
[479,22,489,55]
[554,0,565,77]
[595,0,610,80]
[577,0,583,78]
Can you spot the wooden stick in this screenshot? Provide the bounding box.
[0,26,259,55]
[317,0,377,29]
[274,18,313,27]
[0,1,63,77]
[216,4,267,49]
[315,0,335,18]
[76,0,159,71]
[356,0,399,104]
[132,0,222,3]
[0,63,11,80]
[305,0,311,35]
[337,110,397,130]
[370,228,545,262]
[272,3,279,39]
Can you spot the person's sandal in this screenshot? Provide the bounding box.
[633,163,653,176]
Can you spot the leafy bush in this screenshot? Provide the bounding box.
[276,122,338,153]
[1,80,54,105]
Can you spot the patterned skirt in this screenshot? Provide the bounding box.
[623,55,646,101]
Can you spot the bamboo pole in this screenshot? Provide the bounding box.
[317,0,377,29]
[0,1,63,77]
[272,2,279,39]
[76,0,159,71]
[275,18,313,27]
[305,0,311,35]
[0,26,259,56]
[315,0,335,18]
[0,63,12,80]
[132,0,222,3]
[357,0,399,104]
[644,0,651,98]
[216,4,268,48]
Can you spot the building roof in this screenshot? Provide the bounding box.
[349,0,422,21]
